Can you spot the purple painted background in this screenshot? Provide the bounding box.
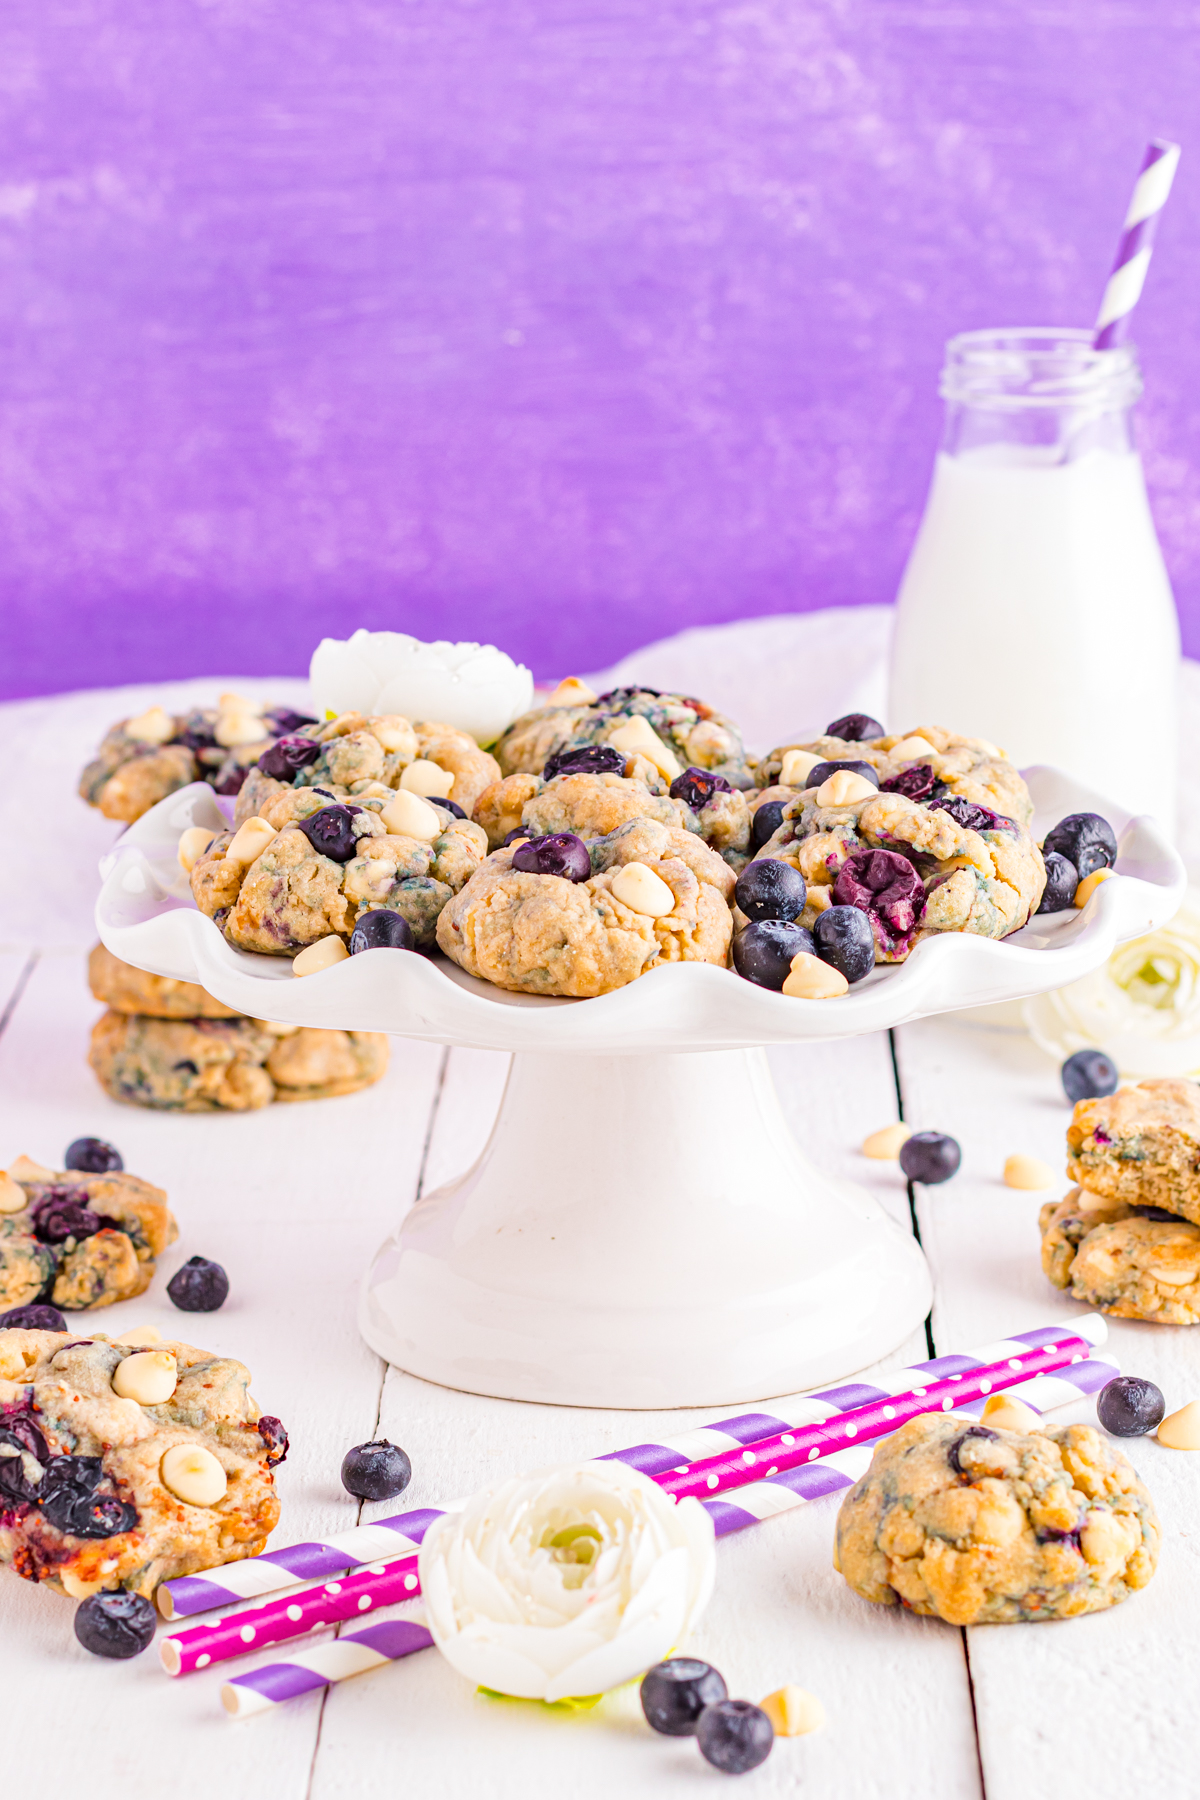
[1,2,1198,699]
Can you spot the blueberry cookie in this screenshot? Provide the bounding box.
[0,1327,285,1599]
[89,1013,388,1111]
[754,724,1033,829]
[1040,1188,1200,1324]
[88,942,241,1021]
[79,695,316,823]
[835,1412,1159,1626]
[475,760,751,860]
[494,686,752,790]
[1066,1078,1200,1223]
[0,1162,176,1312]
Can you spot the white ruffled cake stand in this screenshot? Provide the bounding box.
[96,767,1184,1409]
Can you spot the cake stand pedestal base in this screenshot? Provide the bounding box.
[359,1046,931,1408]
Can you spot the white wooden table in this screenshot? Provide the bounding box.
[3,640,1199,1800]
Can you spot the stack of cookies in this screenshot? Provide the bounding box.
[1041,1078,1200,1323]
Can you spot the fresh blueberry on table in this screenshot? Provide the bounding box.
[733,921,816,990]
[696,1699,775,1773]
[542,744,627,781]
[74,1591,157,1660]
[669,767,733,810]
[511,832,592,882]
[64,1137,123,1174]
[167,1256,230,1312]
[0,1304,66,1332]
[1097,1375,1165,1437]
[899,1132,962,1185]
[350,910,415,954]
[640,1658,728,1736]
[1036,852,1080,914]
[1043,812,1118,881]
[256,735,322,780]
[749,800,786,854]
[297,804,362,863]
[825,713,884,742]
[341,1439,413,1501]
[804,759,880,790]
[1060,1049,1119,1103]
[812,905,876,983]
[734,860,806,923]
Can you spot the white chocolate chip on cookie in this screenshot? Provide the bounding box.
[120,1325,163,1347]
[782,953,849,999]
[369,715,415,753]
[113,1350,178,1406]
[293,935,351,977]
[61,1570,110,1600]
[0,1172,27,1214]
[1003,1154,1055,1191]
[779,748,823,787]
[225,817,278,868]
[862,1123,912,1160]
[177,826,215,873]
[8,1156,53,1184]
[607,716,682,781]
[1074,868,1114,908]
[815,769,877,807]
[215,711,269,749]
[380,789,443,841]
[611,862,676,917]
[980,1393,1042,1433]
[889,735,937,762]
[160,1443,228,1506]
[548,676,598,706]
[399,758,454,799]
[124,704,176,745]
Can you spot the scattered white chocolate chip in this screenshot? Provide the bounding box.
[380,789,443,842]
[980,1393,1042,1433]
[177,826,215,873]
[8,1156,53,1184]
[113,1350,178,1406]
[124,704,176,745]
[0,1172,27,1214]
[759,1686,825,1738]
[1003,1154,1056,1191]
[293,935,351,977]
[779,748,823,788]
[120,1325,163,1347]
[61,1571,110,1600]
[1157,1400,1200,1450]
[160,1443,228,1506]
[889,734,937,762]
[862,1123,912,1161]
[399,758,454,799]
[782,953,850,999]
[224,817,278,869]
[548,676,598,706]
[1074,868,1114,908]
[369,715,414,752]
[611,862,676,917]
[607,716,682,781]
[815,769,877,807]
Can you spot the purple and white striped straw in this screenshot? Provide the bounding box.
[1094,138,1181,350]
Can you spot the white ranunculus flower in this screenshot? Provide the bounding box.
[309,630,533,746]
[1025,889,1200,1077]
[418,1461,716,1702]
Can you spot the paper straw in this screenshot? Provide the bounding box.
[1094,138,1181,349]
[221,1621,435,1718]
[164,1327,1111,1678]
[160,1313,1108,1621]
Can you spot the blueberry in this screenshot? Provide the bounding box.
[502,825,537,845]
[749,800,786,853]
[640,1659,728,1736]
[64,1137,123,1174]
[881,763,945,803]
[695,1699,774,1774]
[437,797,467,819]
[825,712,884,742]
[1097,1375,1166,1437]
[296,804,362,863]
[669,767,733,810]
[734,860,807,923]
[1061,1049,1119,1103]
[212,764,249,797]
[167,1255,229,1312]
[928,796,1010,833]
[595,686,662,706]
[812,905,876,983]
[340,1439,412,1501]
[0,1304,66,1332]
[542,744,627,781]
[833,849,924,946]
[1036,852,1079,914]
[350,910,415,954]
[1043,812,1118,882]
[40,1457,139,1538]
[0,1410,52,1505]
[264,708,319,736]
[74,1590,156,1659]
[899,1131,962,1184]
[733,921,816,990]
[511,832,592,882]
[804,759,880,791]
[257,1416,290,1467]
[1128,1205,1180,1221]
[256,735,322,780]
[30,1191,107,1244]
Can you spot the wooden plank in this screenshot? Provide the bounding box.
[895,1014,1195,1800]
[310,1032,981,1800]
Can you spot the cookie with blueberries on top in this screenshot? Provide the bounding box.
[492,682,753,793]
[0,1155,177,1313]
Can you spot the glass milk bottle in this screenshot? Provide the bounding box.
[889,329,1179,829]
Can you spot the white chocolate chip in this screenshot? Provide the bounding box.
[779,748,823,788]
[8,1156,53,1184]
[759,1686,825,1738]
[1003,1154,1056,1191]
[368,715,415,752]
[293,935,351,977]
[160,1443,228,1506]
[120,1325,163,1347]
[1074,868,1114,909]
[1078,1189,1124,1215]
[124,704,176,745]
[0,1172,27,1214]
[782,953,850,999]
[399,758,454,799]
[214,711,269,749]
[380,789,443,841]
[112,1350,178,1406]
[607,716,682,781]
[1147,1264,1197,1287]
[257,1021,301,1037]
[548,676,598,706]
[862,1123,912,1161]
[61,1571,110,1600]
[611,862,676,917]
[980,1393,1042,1433]
[225,817,278,868]
[1158,1400,1200,1449]
[177,826,215,873]
[815,769,877,807]
[889,735,937,762]
[806,884,832,914]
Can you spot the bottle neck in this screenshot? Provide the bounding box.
[939,329,1141,463]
